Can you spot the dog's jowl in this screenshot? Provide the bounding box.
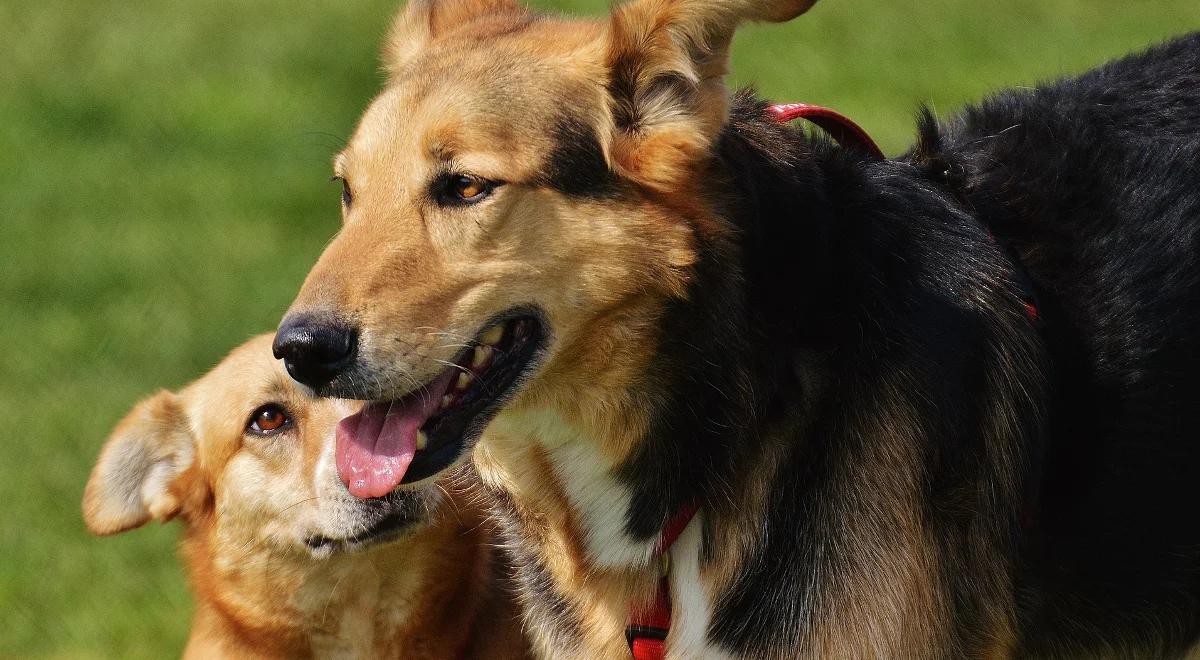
[274,0,1200,654]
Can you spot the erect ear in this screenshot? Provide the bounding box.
[604,0,818,190]
[385,0,526,73]
[82,390,199,536]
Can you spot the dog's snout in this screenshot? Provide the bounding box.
[273,315,358,391]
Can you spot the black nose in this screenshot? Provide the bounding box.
[272,315,358,391]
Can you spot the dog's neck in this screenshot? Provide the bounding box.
[178,509,508,659]
[472,93,828,655]
[477,293,797,654]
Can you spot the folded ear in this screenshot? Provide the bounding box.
[82,390,198,536]
[604,0,818,190]
[385,0,526,73]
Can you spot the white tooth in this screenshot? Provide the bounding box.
[416,430,428,451]
[471,345,493,369]
[456,371,474,391]
[479,324,505,346]
[441,394,453,410]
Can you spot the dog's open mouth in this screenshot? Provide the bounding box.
[335,313,545,499]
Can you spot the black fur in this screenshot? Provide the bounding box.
[923,33,1200,655]
[616,33,1200,656]
[537,115,619,197]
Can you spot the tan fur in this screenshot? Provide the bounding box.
[83,335,526,659]
[804,389,949,658]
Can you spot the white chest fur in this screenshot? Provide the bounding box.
[665,512,736,659]
[547,437,658,568]
[494,408,658,568]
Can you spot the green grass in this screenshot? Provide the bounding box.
[1,0,1196,656]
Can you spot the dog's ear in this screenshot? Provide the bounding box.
[604,0,817,190]
[385,0,525,73]
[82,390,199,536]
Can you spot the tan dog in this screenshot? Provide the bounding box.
[83,335,526,658]
[268,0,1200,656]
[269,0,830,655]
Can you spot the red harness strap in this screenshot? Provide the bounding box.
[767,102,886,161]
[625,503,699,660]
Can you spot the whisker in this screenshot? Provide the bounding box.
[279,496,321,515]
[428,357,471,375]
[434,342,475,352]
[321,573,349,625]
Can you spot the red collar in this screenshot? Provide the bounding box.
[767,102,886,160]
[625,502,699,659]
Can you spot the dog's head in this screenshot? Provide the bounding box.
[83,334,442,557]
[274,0,818,496]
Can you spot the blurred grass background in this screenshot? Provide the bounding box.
[1,0,1197,656]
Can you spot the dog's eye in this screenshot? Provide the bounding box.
[333,176,352,208]
[434,173,496,206]
[247,404,291,435]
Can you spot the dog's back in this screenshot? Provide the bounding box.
[920,34,1200,655]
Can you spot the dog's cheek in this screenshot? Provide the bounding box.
[215,453,305,544]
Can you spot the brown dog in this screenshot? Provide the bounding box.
[83,335,526,658]
[271,0,1200,655]
[271,0,826,654]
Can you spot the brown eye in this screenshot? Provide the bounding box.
[435,173,496,206]
[453,176,484,199]
[247,404,291,435]
[333,176,352,208]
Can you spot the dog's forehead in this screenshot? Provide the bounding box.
[346,28,605,178]
[183,335,299,431]
[208,334,288,388]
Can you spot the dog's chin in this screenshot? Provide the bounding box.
[302,512,417,558]
[301,489,436,558]
[330,308,548,494]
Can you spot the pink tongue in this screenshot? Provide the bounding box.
[335,368,457,499]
